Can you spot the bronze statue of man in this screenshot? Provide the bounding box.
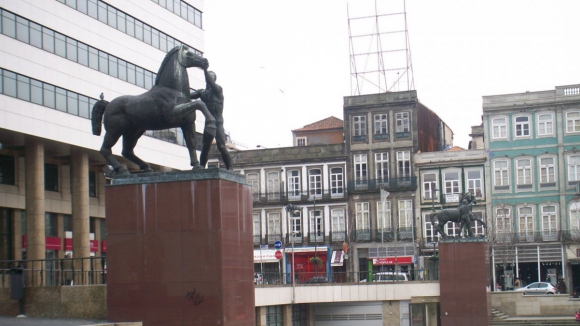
[191,69,232,170]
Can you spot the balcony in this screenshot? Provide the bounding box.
[285,233,303,244]
[309,232,325,244]
[374,229,395,242]
[354,229,371,241]
[253,235,261,245]
[267,233,282,244]
[252,190,345,204]
[330,231,346,242]
[347,177,416,193]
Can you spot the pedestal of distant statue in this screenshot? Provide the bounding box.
[105,169,254,326]
[439,238,490,326]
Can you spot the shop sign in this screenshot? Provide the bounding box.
[372,256,413,266]
[254,249,279,263]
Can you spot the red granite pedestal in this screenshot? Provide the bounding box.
[439,240,490,326]
[105,170,255,326]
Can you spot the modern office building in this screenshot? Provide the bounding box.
[0,0,205,262]
[482,84,580,291]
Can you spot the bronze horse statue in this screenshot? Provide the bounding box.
[429,192,487,238]
[91,45,215,176]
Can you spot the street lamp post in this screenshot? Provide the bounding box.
[431,181,438,254]
[285,204,300,304]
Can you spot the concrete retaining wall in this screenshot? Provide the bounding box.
[491,292,579,316]
[0,285,106,319]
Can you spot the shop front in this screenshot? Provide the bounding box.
[285,246,329,284]
[254,249,283,284]
[368,256,414,282]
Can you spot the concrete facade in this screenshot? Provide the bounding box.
[482,84,580,292]
[0,0,205,262]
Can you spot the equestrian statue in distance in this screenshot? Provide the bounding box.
[429,192,487,239]
[91,45,216,176]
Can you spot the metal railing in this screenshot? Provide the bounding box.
[347,177,417,192]
[254,269,440,285]
[2,257,439,289]
[252,190,346,204]
[1,257,106,288]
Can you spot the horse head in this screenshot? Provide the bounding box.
[177,45,208,70]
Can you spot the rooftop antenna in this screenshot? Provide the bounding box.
[348,0,415,95]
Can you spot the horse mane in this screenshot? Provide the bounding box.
[155,46,181,85]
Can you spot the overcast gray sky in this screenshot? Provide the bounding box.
[203,0,580,149]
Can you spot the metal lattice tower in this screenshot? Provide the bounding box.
[348,0,415,95]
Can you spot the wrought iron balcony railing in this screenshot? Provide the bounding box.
[347,177,417,192]
[252,189,346,204]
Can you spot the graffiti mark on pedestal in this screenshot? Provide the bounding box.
[186,288,205,306]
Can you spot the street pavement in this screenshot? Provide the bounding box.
[0,316,107,325]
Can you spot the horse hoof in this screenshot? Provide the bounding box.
[191,164,203,170]
[116,169,131,176]
[141,168,154,173]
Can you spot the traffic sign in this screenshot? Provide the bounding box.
[274,240,282,249]
[275,250,283,260]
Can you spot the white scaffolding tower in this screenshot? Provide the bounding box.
[348,0,415,95]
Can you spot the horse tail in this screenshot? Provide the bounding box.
[91,100,109,136]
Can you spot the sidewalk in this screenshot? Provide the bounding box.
[0,317,107,326]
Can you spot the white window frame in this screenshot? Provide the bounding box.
[466,169,483,198]
[495,207,512,234]
[537,113,554,137]
[517,206,534,242]
[267,212,281,236]
[491,117,507,140]
[375,152,389,183]
[568,155,580,183]
[287,170,301,200]
[541,205,558,241]
[266,171,280,200]
[566,111,580,134]
[330,167,344,197]
[308,168,322,198]
[290,211,302,237]
[377,201,392,229]
[374,113,388,135]
[253,213,261,238]
[398,199,413,228]
[354,154,368,183]
[395,112,410,133]
[296,137,307,147]
[309,209,323,240]
[443,170,460,195]
[422,172,438,200]
[355,202,370,230]
[514,115,531,138]
[493,160,509,189]
[353,115,367,136]
[331,209,346,233]
[516,158,533,188]
[569,202,580,232]
[396,151,411,178]
[538,156,556,186]
[246,172,260,199]
[424,214,439,243]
